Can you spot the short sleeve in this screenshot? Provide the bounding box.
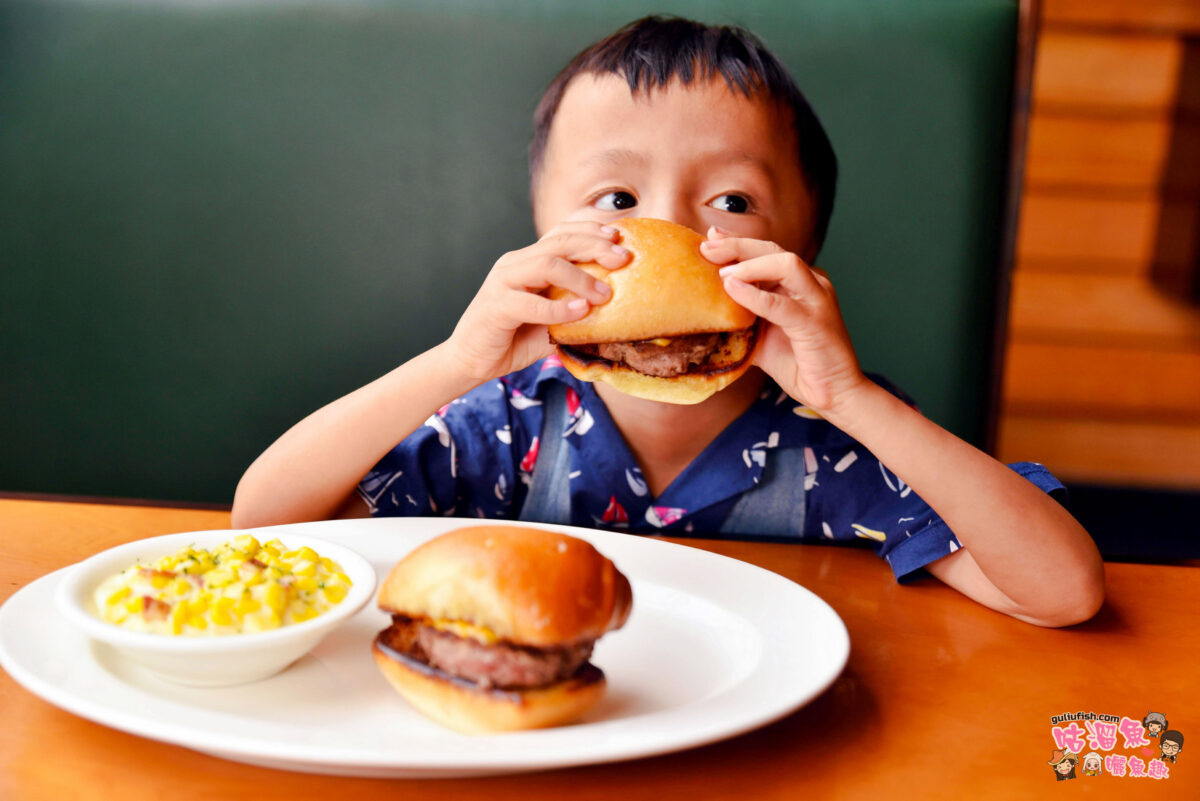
[809,454,1068,582]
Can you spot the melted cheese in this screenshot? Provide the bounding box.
[428,618,499,645]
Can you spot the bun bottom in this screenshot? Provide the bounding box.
[372,637,607,734]
[556,346,754,405]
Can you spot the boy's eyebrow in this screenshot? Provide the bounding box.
[579,148,774,173]
[578,148,649,169]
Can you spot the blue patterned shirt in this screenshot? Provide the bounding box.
[358,357,1065,581]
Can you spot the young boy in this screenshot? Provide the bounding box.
[232,16,1104,627]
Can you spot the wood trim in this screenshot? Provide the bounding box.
[0,490,232,512]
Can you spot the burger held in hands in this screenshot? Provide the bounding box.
[548,217,761,405]
[373,526,632,733]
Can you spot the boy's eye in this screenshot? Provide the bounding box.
[708,194,751,214]
[593,191,637,211]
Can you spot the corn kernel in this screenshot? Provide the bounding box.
[206,566,235,587]
[264,583,287,614]
[105,586,131,606]
[295,577,318,592]
[293,560,317,578]
[232,534,260,555]
[149,573,171,589]
[187,614,208,630]
[170,578,191,596]
[235,597,261,616]
[322,584,347,604]
[125,597,145,614]
[212,597,235,626]
[171,601,187,635]
[291,606,317,623]
[296,546,319,563]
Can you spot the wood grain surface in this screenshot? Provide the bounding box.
[2,500,1197,799]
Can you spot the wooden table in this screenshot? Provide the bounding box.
[2,498,1196,799]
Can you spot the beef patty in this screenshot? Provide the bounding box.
[378,615,595,690]
[566,327,755,378]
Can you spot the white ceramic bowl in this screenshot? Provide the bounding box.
[55,530,377,687]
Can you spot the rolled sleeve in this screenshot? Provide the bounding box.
[883,461,1069,583]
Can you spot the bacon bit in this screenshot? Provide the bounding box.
[141,596,171,621]
[187,574,204,589]
[137,567,177,581]
[248,558,267,570]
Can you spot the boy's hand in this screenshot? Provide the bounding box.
[445,221,630,384]
[700,227,868,415]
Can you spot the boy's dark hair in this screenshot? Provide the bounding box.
[530,15,838,255]
[1162,731,1184,746]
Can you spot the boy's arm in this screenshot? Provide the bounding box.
[704,229,1104,627]
[232,344,479,528]
[231,222,627,528]
[825,381,1104,628]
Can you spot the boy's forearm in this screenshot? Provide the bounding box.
[824,382,1104,625]
[231,343,481,528]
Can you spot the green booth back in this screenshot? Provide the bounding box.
[1,0,1017,504]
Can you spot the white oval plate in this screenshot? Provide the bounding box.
[0,517,849,778]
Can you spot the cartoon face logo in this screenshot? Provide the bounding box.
[1081,752,1103,777]
[1143,712,1168,738]
[1048,749,1078,781]
[1160,731,1184,763]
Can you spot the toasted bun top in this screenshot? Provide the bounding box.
[377,526,632,647]
[547,218,756,345]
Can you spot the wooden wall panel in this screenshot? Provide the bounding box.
[1016,192,1159,269]
[998,416,1200,489]
[1044,0,1200,35]
[1033,31,1181,112]
[1003,341,1200,419]
[997,7,1200,489]
[1008,272,1200,348]
[1025,115,1171,191]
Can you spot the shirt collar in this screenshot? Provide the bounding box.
[527,357,777,511]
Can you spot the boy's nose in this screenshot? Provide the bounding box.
[638,201,702,234]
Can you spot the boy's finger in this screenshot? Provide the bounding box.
[699,233,788,265]
[717,252,825,303]
[504,256,613,305]
[509,289,592,327]
[532,231,631,270]
[541,220,622,243]
[722,275,808,328]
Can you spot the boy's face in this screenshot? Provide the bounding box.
[534,74,817,261]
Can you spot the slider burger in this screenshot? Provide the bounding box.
[372,525,632,733]
[547,217,760,405]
